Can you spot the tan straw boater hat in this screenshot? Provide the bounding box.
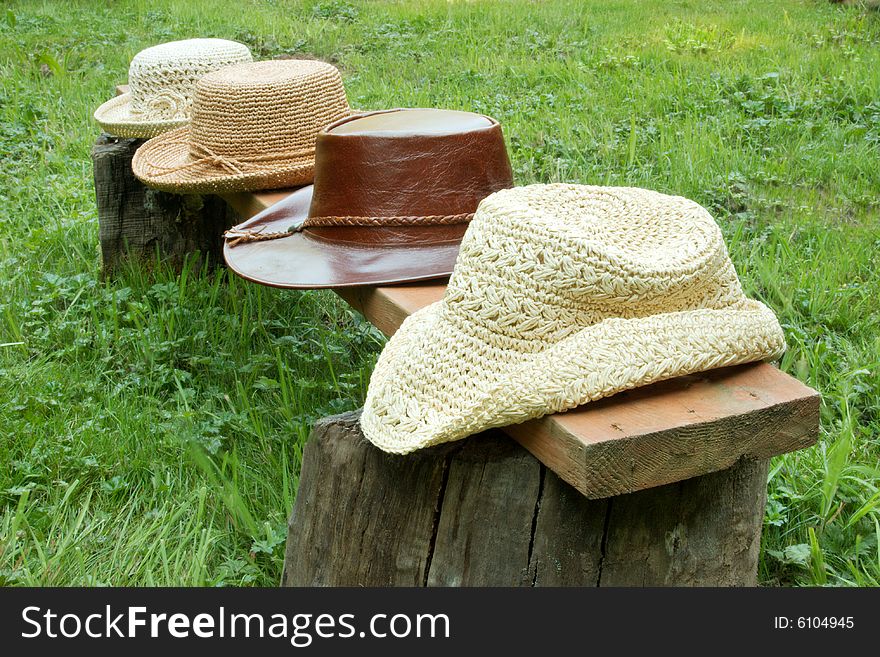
[361,183,787,454]
[132,59,350,193]
[94,38,253,138]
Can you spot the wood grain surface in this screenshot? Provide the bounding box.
[282,412,769,586]
[93,135,238,273]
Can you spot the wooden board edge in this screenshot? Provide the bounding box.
[334,288,403,337]
[510,390,820,499]
[335,286,446,337]
[219,191,268,222]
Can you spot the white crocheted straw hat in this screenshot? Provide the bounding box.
[132,59,350,193]
[94,38,253,139]
[361,184,786,454]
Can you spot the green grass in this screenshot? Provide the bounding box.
[0,0,878,586]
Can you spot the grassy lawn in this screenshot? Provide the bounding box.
[0,0,878,586]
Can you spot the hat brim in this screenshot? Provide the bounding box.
[360,298,786,454]
[222,185,466,288]
[94,94,189,139]
[131,126,315,193]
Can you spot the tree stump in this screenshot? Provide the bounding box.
[282,410,769,587]
[91,133,239,274]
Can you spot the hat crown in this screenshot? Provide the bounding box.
[127,39,253,119]
[307,108,513,221]
[188,59,350,160]
[443,184,745,346]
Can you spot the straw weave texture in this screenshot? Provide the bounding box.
[132,59,350,192]
[360,184,786,454]
[94,38,253,139]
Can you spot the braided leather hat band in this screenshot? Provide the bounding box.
[223,212,474,246]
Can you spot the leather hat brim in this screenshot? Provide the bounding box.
[222,185,465,288]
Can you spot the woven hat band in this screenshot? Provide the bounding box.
[142,141,315,176]
[224,212,474,246]
[303,212,474,229]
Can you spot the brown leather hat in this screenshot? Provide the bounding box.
[222,108,514,288]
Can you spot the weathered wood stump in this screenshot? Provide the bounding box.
[282,410,770,587]
[91,133,239,273]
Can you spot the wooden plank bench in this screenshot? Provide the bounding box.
[222,189,821,586]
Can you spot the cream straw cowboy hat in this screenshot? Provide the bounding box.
[361,184,786,454]
[94,38,253,138]
[132,59,350,193]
